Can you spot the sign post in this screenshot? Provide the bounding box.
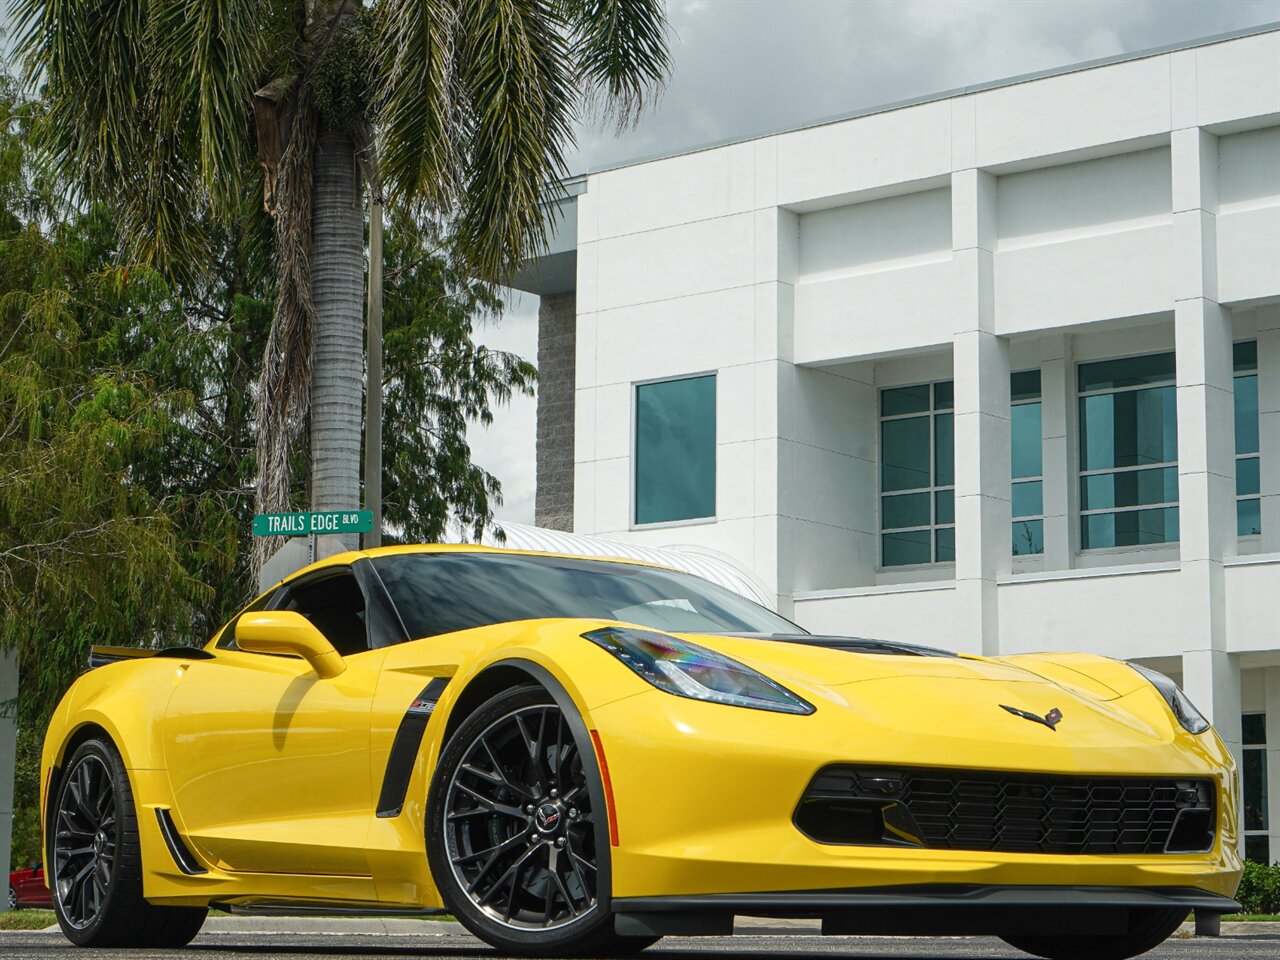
[252,510,375,565]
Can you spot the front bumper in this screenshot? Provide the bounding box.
[612,885,1242,937]
[590,688,1241,900]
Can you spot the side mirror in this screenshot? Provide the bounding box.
[235,611,346,679]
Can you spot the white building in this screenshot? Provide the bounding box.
[513,24,1280,864]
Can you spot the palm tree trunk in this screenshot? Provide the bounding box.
[309,128,364,550]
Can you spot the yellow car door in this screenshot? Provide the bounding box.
[161,565,385,877]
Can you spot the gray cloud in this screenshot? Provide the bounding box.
[571,0,1280,171]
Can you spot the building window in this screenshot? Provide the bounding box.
[1012,370,1044,556]
[634,374,716,525]
[1243,712,1270,865]
[1236,341,1261,537]
[1077,352,1179,549]
[880,381,954,566]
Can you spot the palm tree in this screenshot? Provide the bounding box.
[13,0,669,564]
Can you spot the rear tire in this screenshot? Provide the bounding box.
[427,684,656,957]
[50,737,207,948]
[7,885,16,910]
[1001,907,1188,960]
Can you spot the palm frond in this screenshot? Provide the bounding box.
[11,0,150,202]
[374,0,460,211]
[450,0,576,282]
[143,0,269,212]
[557,0,670,130]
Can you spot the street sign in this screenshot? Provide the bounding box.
[252,510,374,537]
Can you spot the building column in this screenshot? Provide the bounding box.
[1267,668,1280,866]
[951,169,1010,656]
[1258,306,1280,555]
[535,291,577,531]
[0,650,16,913]
[1039,335,1071,570]
[1173,127,1243,782]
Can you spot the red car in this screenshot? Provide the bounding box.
[9,862,52,909]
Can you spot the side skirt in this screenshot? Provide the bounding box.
[209,899,451,918]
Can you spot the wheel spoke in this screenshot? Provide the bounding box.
[543,844,563,923]
[564,840,591,894]
[454,832,527,872]
[476,842,542,906]
[454,782,526,821]
[513,713,536,761]
[569,848,597,875]
[551,863,579,918]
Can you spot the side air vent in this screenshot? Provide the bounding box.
[155,809,207,875]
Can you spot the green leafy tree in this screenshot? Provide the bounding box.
[380,206,537,543]
[0,77,207,723]
[13,0,670,570]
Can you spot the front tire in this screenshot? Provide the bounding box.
[7,885,16,911]
[427,684,655,957]
[50,737,207,948]
[1001,907,1188,960]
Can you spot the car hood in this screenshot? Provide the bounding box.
[657,630,1177,745]
[673,632,1099,690]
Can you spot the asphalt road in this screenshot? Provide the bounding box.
[2,929,1278,959]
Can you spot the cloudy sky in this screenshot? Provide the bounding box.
[473,0,1280,527]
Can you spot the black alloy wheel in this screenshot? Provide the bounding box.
[428,685,656,957]
[50,738,207,947]
[53,752,116,929]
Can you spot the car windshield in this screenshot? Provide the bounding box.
[371,551,804,640]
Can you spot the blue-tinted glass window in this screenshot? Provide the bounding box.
[1244,713,1267,746]
[1243,711,1269,864]
[1078,352,1177,392]
[1011,402,1043,479]
[1244,749,1268,832]
[1081,507,1179,549]
[881,418,931,491]
[1013,481,1043,518]
[1079,388,1178,471]
[1078,353,1178,548]
[882,529,931,566]
[1235,342,1260,538]
[1238,497,1261,537]
[934,526,955,563]
[880,380,954,567]
[634,375,716,525]
[1011,372,1044,556]
[1013,519,1044,557]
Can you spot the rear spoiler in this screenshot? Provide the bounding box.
[88,646,215,671]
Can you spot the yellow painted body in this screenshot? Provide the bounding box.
[40,545,1241,911]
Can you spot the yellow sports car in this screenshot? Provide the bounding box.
[41,545,1240,958]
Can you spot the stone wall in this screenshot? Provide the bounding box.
[535,292,576,531]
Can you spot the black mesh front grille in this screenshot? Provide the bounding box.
[798,766,1216,855]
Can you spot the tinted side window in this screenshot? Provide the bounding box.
[283,572,369,656]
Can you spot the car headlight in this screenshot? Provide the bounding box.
[582,626,814,715]
[1130,664,1211,734]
